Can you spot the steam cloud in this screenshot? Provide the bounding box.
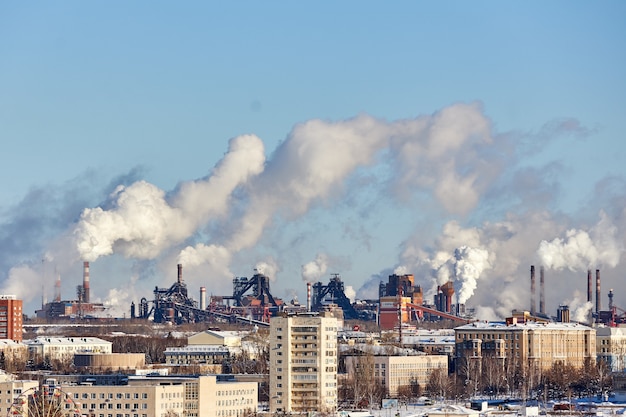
[1,101,624,320]
[431,246,492,304]
[301,254,329,283]
[537,211,622,271]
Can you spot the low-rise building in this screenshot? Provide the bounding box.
[454,320,596,371]
[55,374,257,417]
[342,344,448,396]
[25,336,112,363]
[74,353,146,371]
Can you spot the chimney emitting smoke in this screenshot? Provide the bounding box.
[177,264,183,284]
[83,261,90,303]
[596,269,601,314]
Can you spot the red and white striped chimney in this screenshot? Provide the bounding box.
[83,261,90,303]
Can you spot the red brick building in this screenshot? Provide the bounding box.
[0,296,23,341]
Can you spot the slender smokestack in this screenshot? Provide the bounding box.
[587,269,592,304]
[307,282,311,312]
[83,261,90,303]
[177,264,183,284]
[200,287,206,310]
[530,265,536,316]
[539,266,546,314]
[596,269,601,314]
[54,269,61,303]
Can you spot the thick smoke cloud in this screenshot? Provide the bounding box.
[301,254,328,283]
[537,211,622,271]
[74,134,265,262]
[2,102,624,320]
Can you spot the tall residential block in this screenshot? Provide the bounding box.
[269,312,338,414]
[0,295,22,341]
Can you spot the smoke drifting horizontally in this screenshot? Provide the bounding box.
[1,102,625,320]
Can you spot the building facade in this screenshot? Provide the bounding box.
[269,312,338,414]
[47,374,257,417]
[0,295,23,341]
[0,377,38,417]
[25,337,112,362]
[343,349,448,396]
[454,320,596,371]
[596,325,626,372]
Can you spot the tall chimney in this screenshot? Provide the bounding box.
[587,269,592,304]
[530,265,536,315]
[539,266,546,314]
[307,282,312,312]
[596,269,601,314]
[54,269,61,303]
[200,287,206,310]
[177,264,183,284]
[83,261,90,303]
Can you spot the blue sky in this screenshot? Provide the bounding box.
[1,2,625,319]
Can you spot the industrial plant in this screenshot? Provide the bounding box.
[33,259,625,330]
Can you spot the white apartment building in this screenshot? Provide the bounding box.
[25,337,112,362]
[269,312,338,414]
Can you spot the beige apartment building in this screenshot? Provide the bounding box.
[454,320,596,371]
[0,377,39,417]
[596,325,626,372]
[343,348,448,396]
[55,374,257,417]
[269,312,338,414]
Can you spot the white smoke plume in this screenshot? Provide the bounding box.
[255,258,279,280]
[301,253,328,283]
[431,246,492,305]
[226,103,495,253]
[453,246,492,304]
[537,210,622,271]
[344,285,356,303]
[74,134,265,262]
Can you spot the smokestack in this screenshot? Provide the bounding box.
[54,269,61,303]
[177,264,183,284]
[307,282,311,312]
[200,287,206,310]
[609,288,614,311]
[539,266,546,314]
[596,269,601,314]
[530,265,536,316]
[83,261,90,303]
[587,269,592,304]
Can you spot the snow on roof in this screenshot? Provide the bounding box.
[455,321,593,331]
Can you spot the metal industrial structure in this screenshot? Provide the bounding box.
[134,265,284,326]
[311,274,359,319]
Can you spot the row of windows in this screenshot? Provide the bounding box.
[74,393,148,400]
[216,389,254,396]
